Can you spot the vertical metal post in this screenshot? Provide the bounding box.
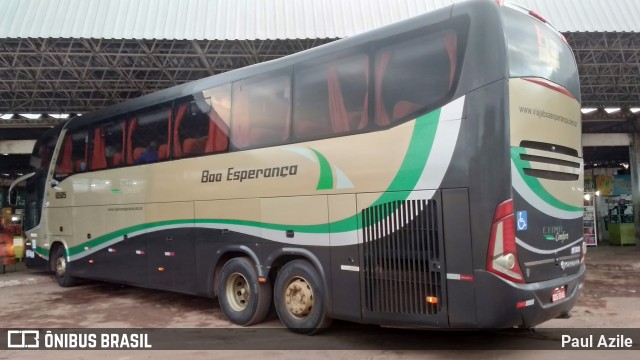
[630,131,640,246]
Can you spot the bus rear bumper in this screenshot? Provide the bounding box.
[473,264,585,328]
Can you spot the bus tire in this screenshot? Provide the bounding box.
[52,246,77,287]
[217,257,272,326]
[274,259,332,335]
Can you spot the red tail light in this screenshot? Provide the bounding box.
[487,199,525,283]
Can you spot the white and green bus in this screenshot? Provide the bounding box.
[11,0,585,333]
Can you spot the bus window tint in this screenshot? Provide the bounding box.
[502,8,580,99]
[55,129,88,178]
[100,119,126,168]
[30,134,57,171]
[231,71,291,149]
[294,53,369,140]
[375,30,457,125]
[174,86,230,158]
[127,105,171,165]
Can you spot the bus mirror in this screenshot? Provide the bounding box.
[8,172,35,206]
[7,188,17,206]
[190,95,212,115]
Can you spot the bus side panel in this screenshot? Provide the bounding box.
[441,187,476,327]
[46,207,73,237]
[194,198,263,296]
[146,202,196,292]
[70,205,106,278]
[463,81,511,273]
[328,194,361,323]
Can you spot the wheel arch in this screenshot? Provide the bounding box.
[208,244,262,298]
[48,240,68,272]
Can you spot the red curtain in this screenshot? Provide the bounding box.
[327,68,349,133]
[205,110,229,153]
[91,128,107,170]
[173,105,187,157]
[444,33,457,88]
[358,57,370,130]
[57,137,73,174]
[165,107,172,158]
[120,121,126,160]
[232,90,250,148]
[282,78,292,140]
[126,117,137,164]
[375,51,392,126]
[82,135,88,172]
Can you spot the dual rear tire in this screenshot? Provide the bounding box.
[273,260,332,335]
[218,258,331,334]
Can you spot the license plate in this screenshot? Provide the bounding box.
[25,250,35,258]
[551,287,566,303]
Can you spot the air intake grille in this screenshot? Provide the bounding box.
[362,199,442,315]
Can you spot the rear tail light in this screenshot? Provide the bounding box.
[487,199,525,283]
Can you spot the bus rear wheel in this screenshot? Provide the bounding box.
[52,246,76,287]
[274,260,332,335]
[217,257,272,326]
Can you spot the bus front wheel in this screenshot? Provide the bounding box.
[52,246,76,287]
[217,257,272,326]
[274,260,332,335]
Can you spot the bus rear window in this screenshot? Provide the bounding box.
[502,7,580,99]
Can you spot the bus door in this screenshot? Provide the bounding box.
[358,190,448,326]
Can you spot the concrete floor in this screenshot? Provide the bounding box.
[1,244,639,358]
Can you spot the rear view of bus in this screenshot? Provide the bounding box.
[478,3,584,327]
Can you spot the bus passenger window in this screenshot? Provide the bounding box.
[293,53,369,140]
[375,30,457,126]
[231,71,291,149]
[174,85,230,158]
[90,128,107,170]
[100,119,126,169]
[127,105,171,165]
[54,129,88,178]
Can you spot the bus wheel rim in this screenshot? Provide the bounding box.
[226,272,250,312]
[284,276,313,318]
[56,255,66,277]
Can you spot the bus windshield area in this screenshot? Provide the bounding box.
[502,6,580,99]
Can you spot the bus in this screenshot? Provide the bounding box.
[10,0,585,333]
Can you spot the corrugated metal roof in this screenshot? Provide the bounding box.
[1,0,639,40]
[514,0,640,33]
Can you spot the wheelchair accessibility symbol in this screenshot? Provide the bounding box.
[516,211,527,231]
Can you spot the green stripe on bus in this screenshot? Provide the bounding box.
[66,107,444,257]
[311,148,334,190]
[511,147,582,212]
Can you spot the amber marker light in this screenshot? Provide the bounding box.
[426,296,439,304]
